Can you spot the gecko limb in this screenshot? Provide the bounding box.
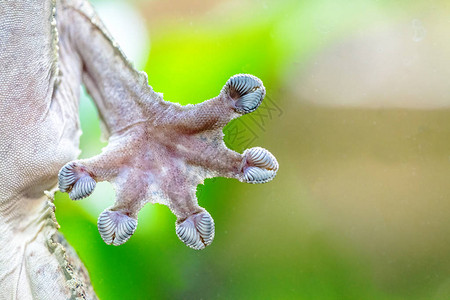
[57,0,279,249]
[58,75,279,248]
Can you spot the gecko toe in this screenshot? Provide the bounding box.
[58,162,96,200]
[98,210,137,246]
[241,147,278,184]
[225,74,265,114]
[176,211,215,250]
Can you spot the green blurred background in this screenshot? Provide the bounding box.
[54,0,450,299]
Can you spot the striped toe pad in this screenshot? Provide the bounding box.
[98,210,138,246]
[176,211,215,250]
[225,74,265,114]
[242,147,279,184]
[58,162,96,200]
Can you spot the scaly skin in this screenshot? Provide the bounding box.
[0,0,278,298]
[57,0,279,249]
[0,0,94,299]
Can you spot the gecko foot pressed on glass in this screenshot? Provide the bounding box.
[58,74,279,249]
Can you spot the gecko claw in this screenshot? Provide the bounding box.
[176,211,215,250]
[58,162,96,200]
[241,147,278,184]
[225,74,265,114]
[97,210,138,246]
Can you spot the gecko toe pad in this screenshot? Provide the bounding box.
[226,74,265,114]
[98,210,138,246]
[58,162,96,200]
[176,211,215,250]
[242,147,278,184]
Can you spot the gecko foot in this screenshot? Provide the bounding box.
[225,74,265,114]
[58,162,96,200]
[57,71,278,248]
[241,147,279,184]
[97,209,138,246]
[176,211,215,250]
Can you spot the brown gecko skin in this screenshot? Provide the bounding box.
[57,0,279,249]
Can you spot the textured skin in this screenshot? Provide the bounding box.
[57,0,279,248]
[0,0,92,299]
[0,0,278,298]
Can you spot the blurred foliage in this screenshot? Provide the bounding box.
[54,0,450,299]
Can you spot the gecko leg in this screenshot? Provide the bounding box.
[57,73,279,249]
[56,0,280,251]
